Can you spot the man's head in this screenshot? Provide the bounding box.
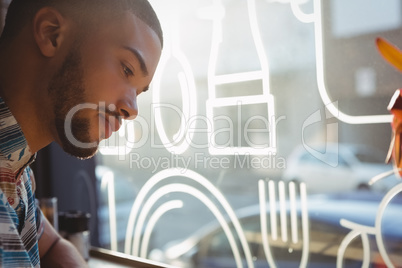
[1,0,163,47]
[0,0,163,159]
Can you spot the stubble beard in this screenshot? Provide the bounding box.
[48,44,99,159]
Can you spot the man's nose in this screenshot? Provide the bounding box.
[117,94,138,120]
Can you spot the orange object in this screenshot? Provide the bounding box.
[376,37,402,72]
[377,37,402,176]
[386,89,402,176]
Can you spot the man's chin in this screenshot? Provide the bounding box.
[64,145,99,160]
[56,139,99,160]
[54,123,100,159]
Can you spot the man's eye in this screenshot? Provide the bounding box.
[122,64,134,77]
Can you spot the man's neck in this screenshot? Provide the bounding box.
[0,37,54,153]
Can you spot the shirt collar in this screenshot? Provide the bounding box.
[0,97,34,179]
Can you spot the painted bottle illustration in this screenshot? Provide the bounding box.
[205,0,276,155]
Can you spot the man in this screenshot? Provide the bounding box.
[0,0,163,266]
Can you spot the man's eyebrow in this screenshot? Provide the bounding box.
[123,46,149,76]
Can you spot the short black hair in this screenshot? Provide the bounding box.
[1,0,163,47]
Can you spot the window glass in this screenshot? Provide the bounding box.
[96,0,402,267]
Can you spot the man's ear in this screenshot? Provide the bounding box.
[33,7,69,57]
